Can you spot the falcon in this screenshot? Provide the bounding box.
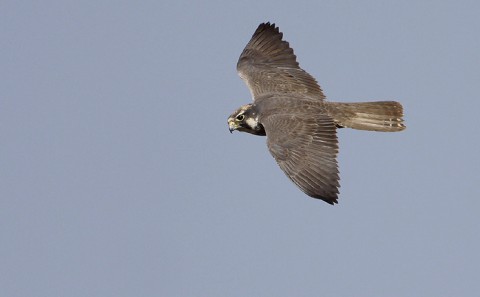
[227,22,405,204]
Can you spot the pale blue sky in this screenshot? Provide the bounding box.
[1,1,479,296]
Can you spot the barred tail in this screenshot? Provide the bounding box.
[327,101,406,132]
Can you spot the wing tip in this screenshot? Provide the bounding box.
[308,186,340,205]
[259,21,275,28]
[255,22,280,36]
[311,194,339,205]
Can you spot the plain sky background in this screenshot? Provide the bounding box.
[2,0,479,296]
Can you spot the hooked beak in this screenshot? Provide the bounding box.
[228,119,237,133]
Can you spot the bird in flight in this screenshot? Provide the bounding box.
[228,22,405,204]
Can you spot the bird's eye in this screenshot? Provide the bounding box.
[236,114,245,121]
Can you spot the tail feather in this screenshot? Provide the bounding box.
[327,101,406,132]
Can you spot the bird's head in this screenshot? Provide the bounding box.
[228,104,265,136]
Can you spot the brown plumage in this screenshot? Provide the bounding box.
[228,22,405,204]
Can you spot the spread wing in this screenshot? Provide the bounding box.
[237,22,325,101]
[262,113,339,204]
